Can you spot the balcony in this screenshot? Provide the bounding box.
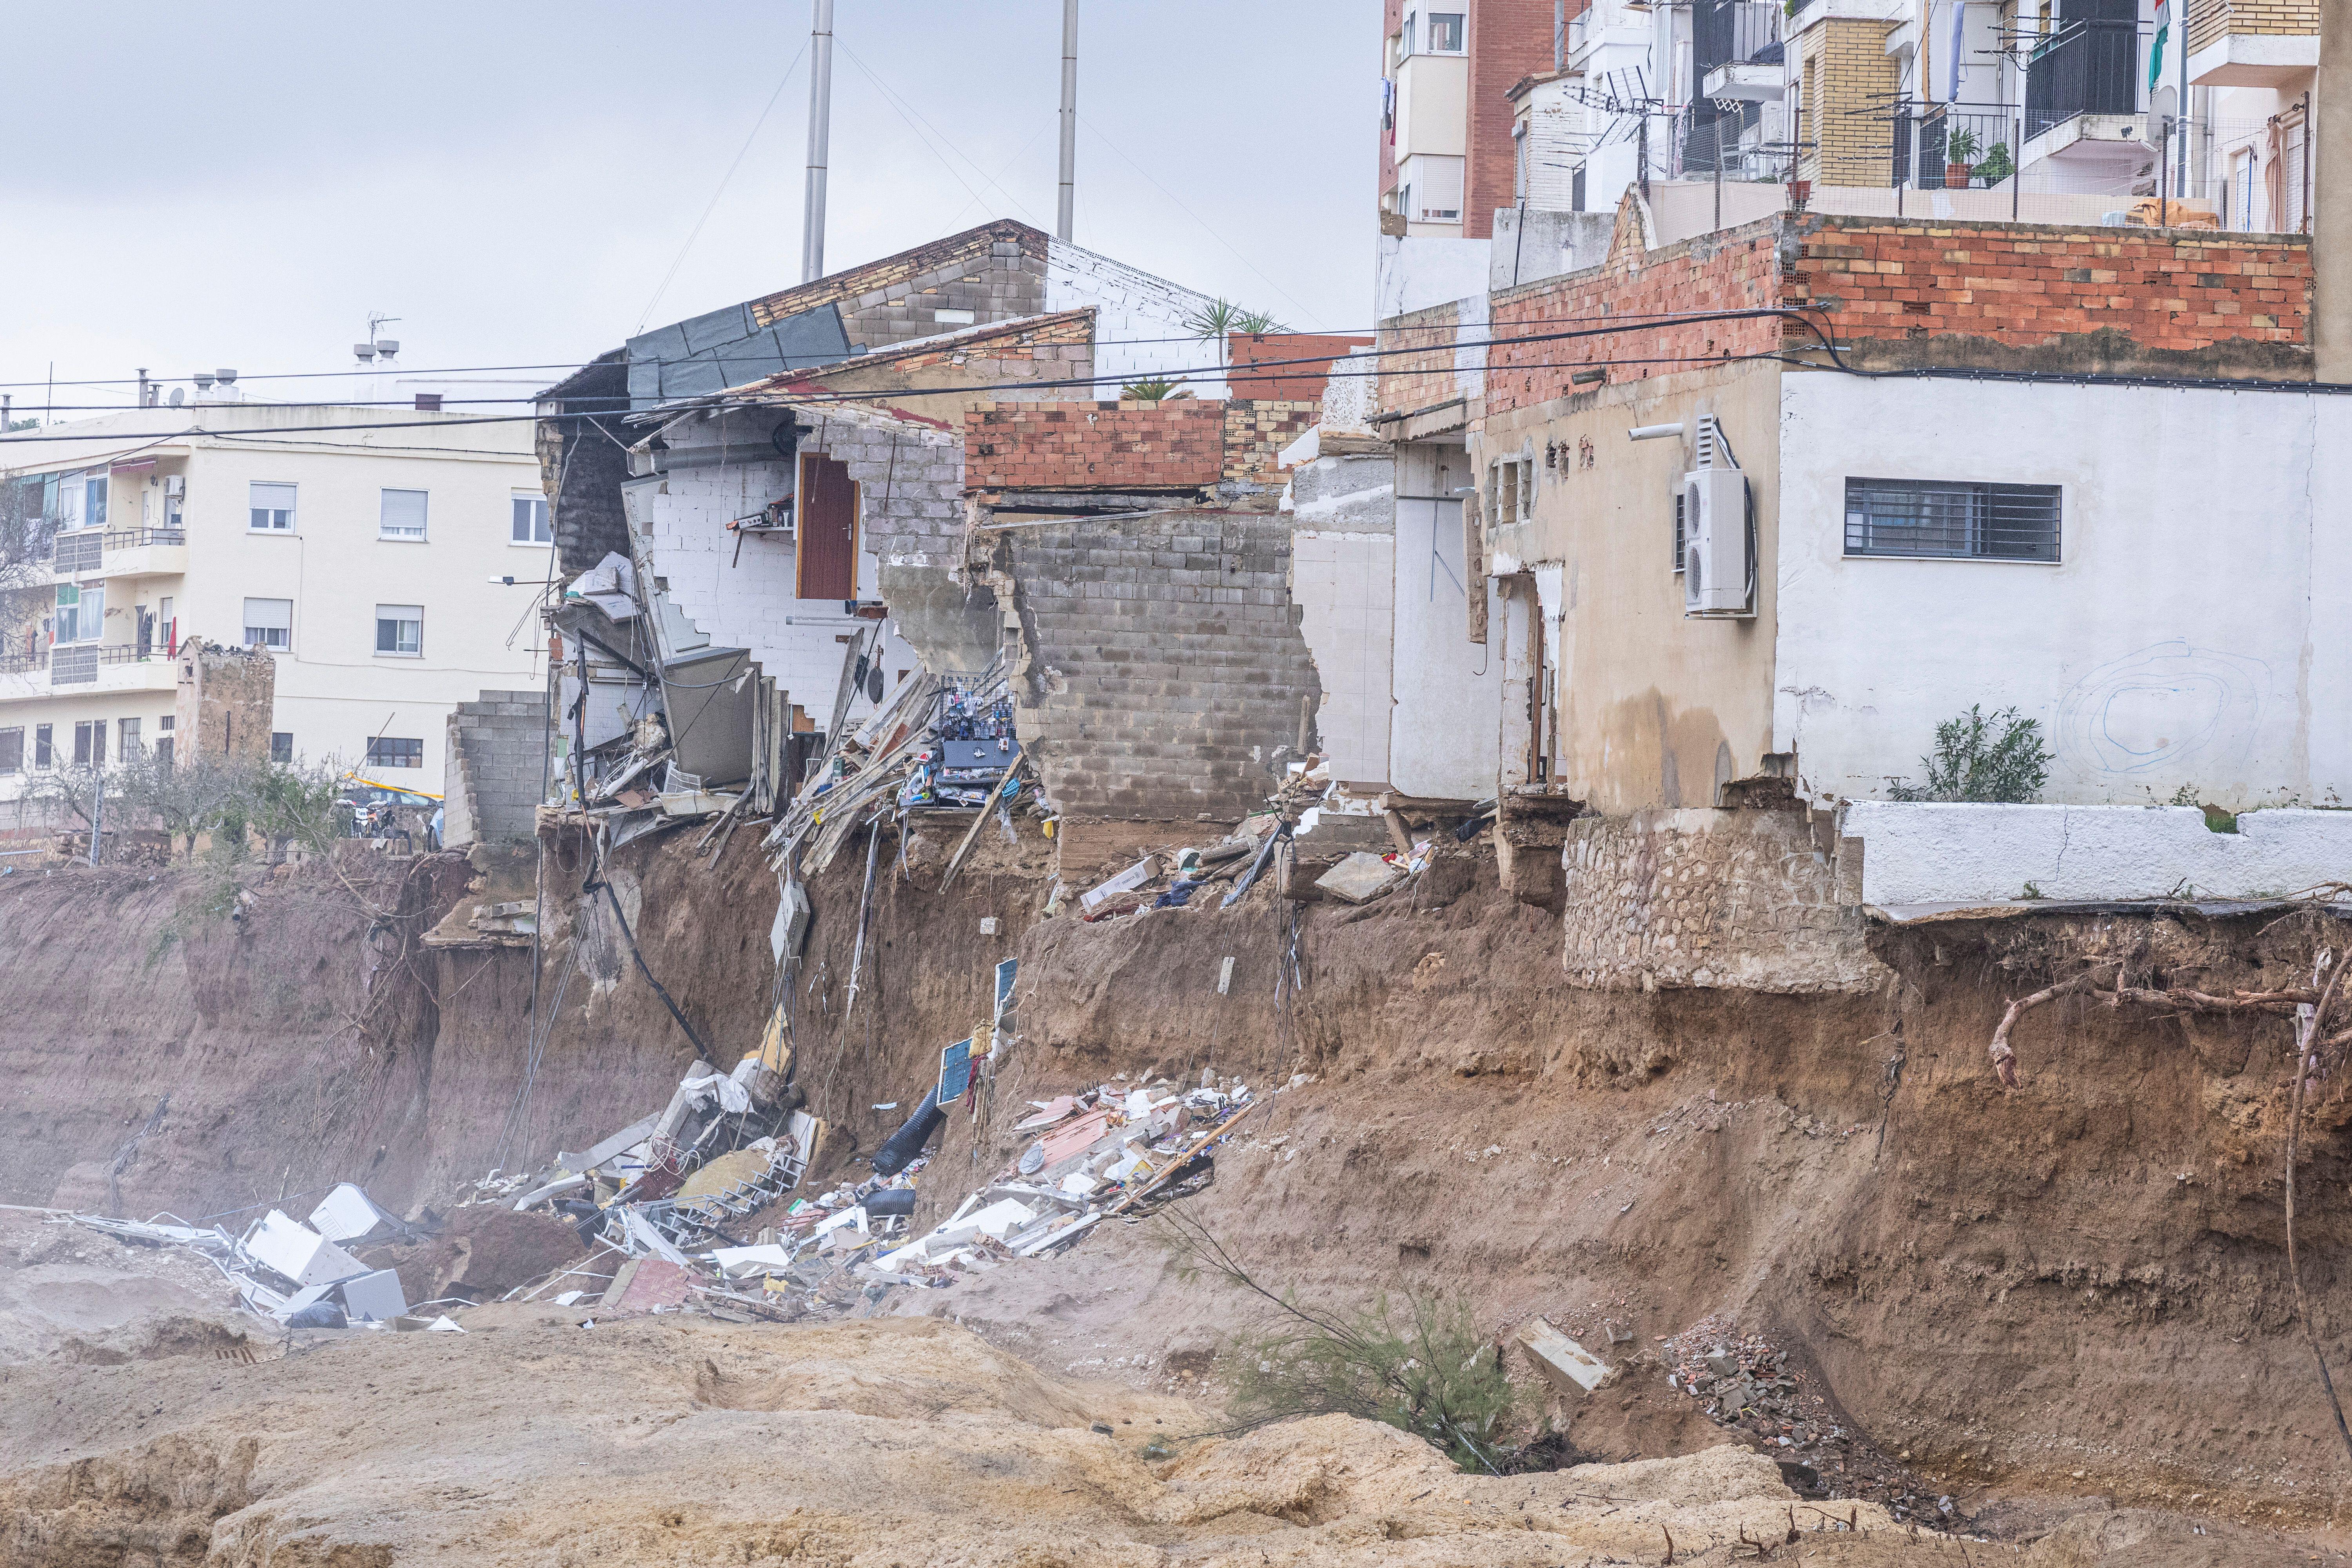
[1699,0,1786,101]
[96,528,189,580]
[2186,0,2318,85]
[2024,19,2138,143]
[33,643,178,694]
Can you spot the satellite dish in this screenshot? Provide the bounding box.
[169,388,186,407]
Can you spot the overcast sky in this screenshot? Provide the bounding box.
[0,0,1373,416]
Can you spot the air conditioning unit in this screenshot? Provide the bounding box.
[162,475,185,498]
[1681,466,1750,615]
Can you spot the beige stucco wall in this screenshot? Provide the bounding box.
[1472,361,1784,814]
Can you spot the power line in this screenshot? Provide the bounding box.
[635,39,814,336]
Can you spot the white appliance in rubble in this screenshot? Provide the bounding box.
[1682,417,1752,617]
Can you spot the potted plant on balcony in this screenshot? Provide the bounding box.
[1944,127,1981,188]
[1973,141,2015,187]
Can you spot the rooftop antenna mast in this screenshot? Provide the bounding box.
[1057,0,1078,240]
[802,0,835,282]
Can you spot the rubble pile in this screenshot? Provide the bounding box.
[1662,1323,1950,1523]
[61,1183,418,1330]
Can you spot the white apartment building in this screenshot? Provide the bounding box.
[0,403,550,800]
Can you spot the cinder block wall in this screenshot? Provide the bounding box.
[444,690,547,846]
[988,512,1320,822]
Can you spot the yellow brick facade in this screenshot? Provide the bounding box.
[2188,0,2319,54]
[1798,18,1902,188]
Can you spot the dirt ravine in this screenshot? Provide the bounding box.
[4,825,2352,1551]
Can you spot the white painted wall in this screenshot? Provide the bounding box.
[1291,533,1396,786]
[1776,374,2346,811]
[1844,800,2352,906]
[629,409,948,734]
[1043,238,1223,394]
[1376,236,1495,321]
[0,407,546,800]
[1390,441,1502,799]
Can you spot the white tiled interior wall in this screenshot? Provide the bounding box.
[1290,531,1397,786]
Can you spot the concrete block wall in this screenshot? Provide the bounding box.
[444,688,547,845]
[746,222,1051,354]
[991,510,1320,821]
[1560,808,1884,993]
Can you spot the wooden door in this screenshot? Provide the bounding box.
[796,454,860,603]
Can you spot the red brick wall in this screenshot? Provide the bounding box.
[1381,0,1404,201]
[1226,333,1375,402]
[965,400,1312,493]
[1484,205,1785,415]
[1478,205,2313,416]
[1465,0,1564,238]
[1792,216,2310,353]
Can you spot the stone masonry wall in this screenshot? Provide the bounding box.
[985,511,1319,822]
[1560,808,1885,993]
[443,689,546,846]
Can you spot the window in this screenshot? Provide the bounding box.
[34,724,51,768]
[511,492,551,545]
[366,736,423,769]
[73,719,106,767]
[1490,456,1535,528]
[0,728,20,775]
[1843,478,2061,561]
[1401,12,1416,54]
[118,717,141,758]
[379,488,428,540]
[51,471,83,530]
[375,604,423,656]
[2232,149,2257,232]
[84,474,107,529]
[249,481,296,531]
[271,732,294,764]
[243,597,293,650]
[55,581,103,643]
[1401,154,1466,221]
[1427,11,1466,51]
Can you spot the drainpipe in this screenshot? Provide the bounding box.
[1555,0,1566,71]
[2315,0,2352,379]
[801,0,835,283]
[1057,0,1079,240]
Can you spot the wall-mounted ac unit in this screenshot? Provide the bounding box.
[162,475,185,498]
[1681,466,1750,616]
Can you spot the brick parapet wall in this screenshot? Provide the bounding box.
[1373,300,1469,419]
[962,400,1312,493]
[1561,809,1886,993]
[1477,205,2313,414]
[1795,214,2312,352]
[985,512,1319,821]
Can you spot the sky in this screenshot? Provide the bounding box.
[0,0,1375,417]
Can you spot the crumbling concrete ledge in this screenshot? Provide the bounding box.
[1840,802,2352,908]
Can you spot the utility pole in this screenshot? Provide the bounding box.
[1057,0,1079,240]
[802,0,835,283]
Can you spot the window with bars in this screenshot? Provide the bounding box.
[1843,478,2061,561]
[271,732,294,764]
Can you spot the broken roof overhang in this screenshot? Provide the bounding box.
[624,299,856,410]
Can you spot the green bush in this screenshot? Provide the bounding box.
[1889,704,2053,802]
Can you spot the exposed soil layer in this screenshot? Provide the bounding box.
[0,1213,2318,1568]
[7,824,2352,1547]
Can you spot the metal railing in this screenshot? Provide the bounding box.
[102,527,187,551]
[2024,19,2139,142]
[0,648,46,675]
[1698,0,1783,69]
[1884,104,2022,191]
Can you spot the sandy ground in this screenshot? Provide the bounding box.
[0,1213,2334,1568]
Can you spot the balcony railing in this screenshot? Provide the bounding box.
[1886,103,2022,190]
[46,642,173,686]
[1698,0,1783,69]
[103,527,187,551]
[0,647,46,676]
[2025,20,2139,141]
